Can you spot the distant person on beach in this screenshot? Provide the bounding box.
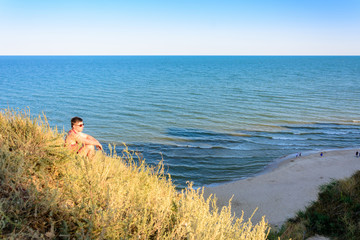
[65,117,103,157]
[356,151,359,157]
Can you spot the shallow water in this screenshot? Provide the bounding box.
[1,56,360,188]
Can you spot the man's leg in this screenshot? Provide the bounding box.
[79,144,95,158]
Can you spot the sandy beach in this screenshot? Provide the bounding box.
[204,148,360,227]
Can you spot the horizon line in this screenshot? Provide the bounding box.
[1,54,360,57]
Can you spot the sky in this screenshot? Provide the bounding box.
[0,0,359,55]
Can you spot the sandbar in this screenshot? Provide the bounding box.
[204,148,360,227]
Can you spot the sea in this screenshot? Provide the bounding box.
[1,56,360,188]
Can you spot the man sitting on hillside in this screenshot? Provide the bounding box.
[65,117,103,157]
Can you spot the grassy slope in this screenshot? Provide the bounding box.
[0,108,269,239]
[270,170,360,240]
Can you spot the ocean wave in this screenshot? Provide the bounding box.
[270,136,305,140]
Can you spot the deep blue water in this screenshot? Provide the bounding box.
[1,56,360,188]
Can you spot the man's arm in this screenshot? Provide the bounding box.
[86,134,103,150]
[78,133,103,150]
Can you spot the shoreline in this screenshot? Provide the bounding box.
[204,147,359,189]
[204,147,360,227]
[265,147,360,175]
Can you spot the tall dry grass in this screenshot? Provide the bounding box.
[0,108,270,239]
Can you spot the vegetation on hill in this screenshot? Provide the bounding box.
[270,170,360,240]
[0,108,269,239]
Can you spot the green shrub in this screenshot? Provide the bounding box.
[272,172,360,240]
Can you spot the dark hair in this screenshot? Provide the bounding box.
[71,117,83,127]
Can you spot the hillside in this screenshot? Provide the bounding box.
[0,108,269,239]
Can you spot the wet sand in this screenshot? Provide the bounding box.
[204,148,360,227]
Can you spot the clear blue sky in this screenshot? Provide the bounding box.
[1,0,359,55]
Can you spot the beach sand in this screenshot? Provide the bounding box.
[204,148,360,228]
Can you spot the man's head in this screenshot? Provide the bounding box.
[71,117,84,131]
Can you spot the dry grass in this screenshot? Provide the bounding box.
[0,108,270,239]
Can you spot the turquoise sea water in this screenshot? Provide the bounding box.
[1,56,360,188]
